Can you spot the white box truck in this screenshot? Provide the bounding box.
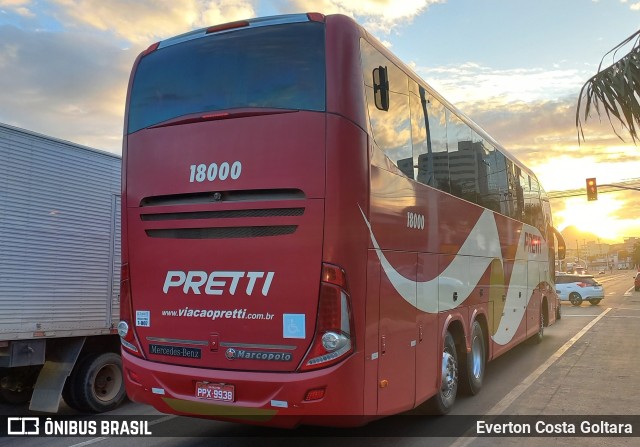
[0,123,124,413]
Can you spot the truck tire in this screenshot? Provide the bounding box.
[62,354,91,411]
[0,388,33,405]
[70,352,125,413]
[0,366,38,405]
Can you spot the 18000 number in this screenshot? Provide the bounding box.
[189,161,242,183]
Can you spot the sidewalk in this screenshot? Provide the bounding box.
[470,293,640,446]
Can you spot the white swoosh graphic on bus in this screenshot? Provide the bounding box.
[359,206,548,346]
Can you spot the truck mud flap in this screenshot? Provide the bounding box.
[29,337,85,413]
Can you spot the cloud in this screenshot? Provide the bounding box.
[0,1,265,151]
[417,63,585,104]
[280,0,444,33]
[399,61,640,191]
[609,189,640,220]
[458,97,640,192]
[0,25,135,151]
[552,190,640,242]
[0,0,35,17]
[51,0,257,45]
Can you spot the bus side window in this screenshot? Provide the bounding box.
[421,94,448,191]
[506,160,519,220]
[361,39,411,174]
[515,169,526,222]
[409,83,434,187]
[481,143,508,214]
[528,177,545,233]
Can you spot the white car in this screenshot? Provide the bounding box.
[555,274,604,306]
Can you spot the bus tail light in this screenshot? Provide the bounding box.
[118,263,144,358]
[140,42,159,58]
[206,20,249,34]
[306,13,325,22]
[299,263,354,372]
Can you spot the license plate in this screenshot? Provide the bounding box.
[195,382,235,402]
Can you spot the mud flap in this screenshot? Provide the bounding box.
[29,337,85,413]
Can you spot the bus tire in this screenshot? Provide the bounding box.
[533,305,545,344]
[460,321,485,395]
[429,331,458,414]
[73,352,125,413]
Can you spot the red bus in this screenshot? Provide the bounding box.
[118,12,566,427]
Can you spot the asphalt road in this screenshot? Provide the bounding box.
[2,271,639,446]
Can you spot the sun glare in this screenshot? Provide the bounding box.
[554,195,623,242]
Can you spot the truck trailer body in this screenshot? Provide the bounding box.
[0,123,124,412]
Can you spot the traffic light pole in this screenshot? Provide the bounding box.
[585,178,640,201]
[598,184,640,191]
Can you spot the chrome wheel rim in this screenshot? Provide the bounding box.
[441,351,457,398]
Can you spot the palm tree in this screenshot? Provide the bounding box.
[576,30,640,143]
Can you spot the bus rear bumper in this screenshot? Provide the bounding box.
[122,350,370,428]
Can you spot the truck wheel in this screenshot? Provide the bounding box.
[73,353,125,413]
[0,366,38,405]
[460,321,485,395]
[62,380,81,411]
[0,388,33,405]
[62,354,91,411]
[429,331,458,414]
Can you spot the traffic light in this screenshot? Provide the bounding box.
[586,178,598,201]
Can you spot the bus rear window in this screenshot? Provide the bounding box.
[127,22,326,134]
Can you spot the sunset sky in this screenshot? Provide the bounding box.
[1,0,640,242]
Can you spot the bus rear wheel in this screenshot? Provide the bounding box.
[429,331,458,414]
[460,321,485,395]
[533,305,545,344]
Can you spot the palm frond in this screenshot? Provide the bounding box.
[576,30,640,144]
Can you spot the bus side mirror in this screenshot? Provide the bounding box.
[558,245,566,261]
[550,226,566,260]
[373,66,389,111]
